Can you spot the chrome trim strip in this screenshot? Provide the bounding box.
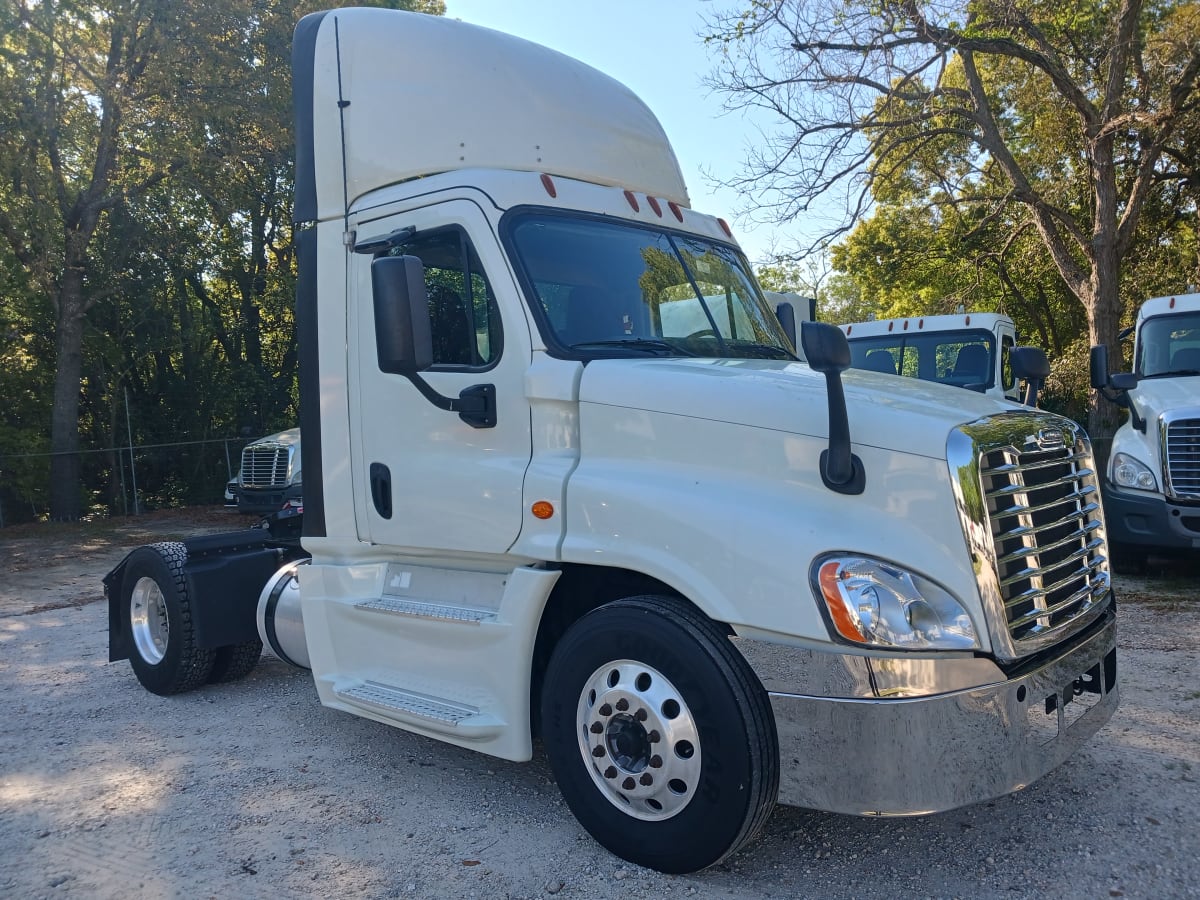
[990,490,1097,522]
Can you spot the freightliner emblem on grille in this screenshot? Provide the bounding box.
[1031,428,1067,451]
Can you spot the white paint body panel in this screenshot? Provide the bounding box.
[303,8,688,224]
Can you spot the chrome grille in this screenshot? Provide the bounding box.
[1164,416,1200,499]
[949,413,1111,660]
[241,442,292,488]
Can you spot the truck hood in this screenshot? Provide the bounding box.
[255,427,301,447]
[578,358,1021,460]
[1131,376,1200,420]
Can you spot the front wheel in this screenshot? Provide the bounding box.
[540,596,778,873]
[121,543,216,695]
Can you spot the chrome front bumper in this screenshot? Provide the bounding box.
[733,610,1118,816]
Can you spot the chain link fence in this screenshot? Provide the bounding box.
[0,437,250,526]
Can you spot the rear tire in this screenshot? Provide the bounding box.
[540,595,778,874]
[207,639,263,683]
[121,543,215,695]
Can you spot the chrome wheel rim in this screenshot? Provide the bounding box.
[129,576,169,665]
[576,660,701,821]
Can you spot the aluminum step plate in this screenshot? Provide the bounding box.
[355,597,495,624]
[336,681,477,726]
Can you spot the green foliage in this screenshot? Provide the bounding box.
[0,0,444,520]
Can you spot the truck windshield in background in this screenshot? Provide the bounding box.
[1136,312,1200,377]
[848,330,1004,392]
[507,213,793,360]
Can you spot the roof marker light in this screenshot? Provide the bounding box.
[846,325,853,335]
[965,315,971,325]
[918,319,924,329]
[540,174,557,198]
[888,322,894,332]
[717,218,733,237]
[668,200,684,222]
[1170,296,1176,308]
[624,190,639,212]
[647,196,662,217]
[903,320,909,330]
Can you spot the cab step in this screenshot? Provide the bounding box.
[354,596,496,624]
[334,680,504,738]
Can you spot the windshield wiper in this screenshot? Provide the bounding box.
[568,338,698,357]
[723,340,796,360]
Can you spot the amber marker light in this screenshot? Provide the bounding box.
[531,501,554,520]
[817,561,866,642]
[540,174,557,198]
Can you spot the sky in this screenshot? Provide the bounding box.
[444,0,819,264]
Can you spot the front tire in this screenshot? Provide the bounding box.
[540,596,778,873]
[121,543,215,695]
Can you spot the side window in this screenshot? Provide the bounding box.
[389,229,501,368]
[1001,335,1015,391]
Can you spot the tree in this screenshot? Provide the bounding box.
[706,0,1200,437]
[0,0,444,519]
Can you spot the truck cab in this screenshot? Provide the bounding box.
[1091,292,1200,565]
[842,313,1020,401]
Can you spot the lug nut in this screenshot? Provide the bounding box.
[615,698,629,711]
[649,755,663,769]
[604,766,617,779]
[592,745,606,758]
[590,722,603,734]
[640,773,653,786]
[635,708,648,721]
[647,730,660,743]
[622,777,636,790]
[598,703,612,717]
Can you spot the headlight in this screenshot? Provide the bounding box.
[1111,452,1157,491]
[813,555,979,651]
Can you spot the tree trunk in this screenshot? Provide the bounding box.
[48,269,86,521]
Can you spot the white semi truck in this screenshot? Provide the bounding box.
[843,312,1024,401]
[1090,291,1200,566]
[104,9,1118,874]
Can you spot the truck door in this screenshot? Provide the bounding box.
[350,201,532,553]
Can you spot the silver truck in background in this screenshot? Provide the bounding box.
[231,428,302,516]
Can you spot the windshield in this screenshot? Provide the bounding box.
[847,330,997,391]
[1136,312,1200,377]
[506,213,794,360]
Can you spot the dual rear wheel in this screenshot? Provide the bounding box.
[121,542,261,696]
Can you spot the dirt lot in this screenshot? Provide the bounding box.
[1,509,1197,899]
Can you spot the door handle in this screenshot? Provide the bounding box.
[369,462,392,519]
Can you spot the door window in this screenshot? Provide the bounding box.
[388,228,502,368]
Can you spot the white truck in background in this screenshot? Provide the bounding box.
[103,9,1117,874]
[1090,291,1200,567]
[843,312,1024,402]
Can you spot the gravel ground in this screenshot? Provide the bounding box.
[0,510,1197,899]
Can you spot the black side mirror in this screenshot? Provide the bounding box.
[372,255,433,374]
[1089,345,1109,389]
[774,301,798,353]
[800,322,864,495]
[1090,343,1145,432]
[1011,346,1050,407]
